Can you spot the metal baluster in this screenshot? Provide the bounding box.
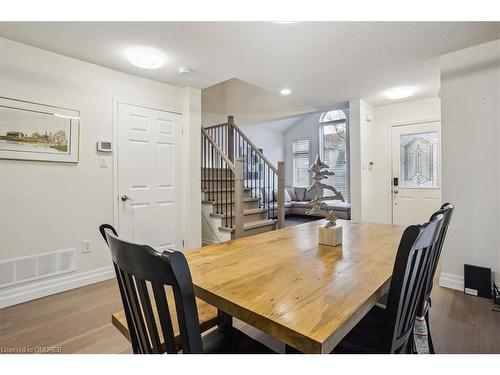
[272,170,275,219]
[250,148,253,198]
[225,162,228,224]
[268,166,271,220]
[258,155,263,208]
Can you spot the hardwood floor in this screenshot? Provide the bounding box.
[1,279,499,354]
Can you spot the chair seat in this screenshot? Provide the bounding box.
[333,305,386,354]
[201,327,276,354]
[111,295,219,347]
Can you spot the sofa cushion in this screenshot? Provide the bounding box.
[284,201,292,208]
[323,200,351,212]
[293,187,307,201]
[304,187,323,201]
[291,201,313,209]
[285,187,298,201]
[284,189,292,202]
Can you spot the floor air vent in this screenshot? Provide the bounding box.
[0,248,77,288]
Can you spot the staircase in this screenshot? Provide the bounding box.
[201,116,285,243]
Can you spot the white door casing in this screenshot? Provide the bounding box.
[391,121,441,226]
[117,102,183,251]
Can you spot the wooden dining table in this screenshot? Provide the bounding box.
[112,219,404,353]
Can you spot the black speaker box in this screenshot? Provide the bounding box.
[464,264,491,298]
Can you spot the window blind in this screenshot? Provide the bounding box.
[293,139,310,187]
[320,121,349,202]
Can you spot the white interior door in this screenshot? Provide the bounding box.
[391,121,441,225]
[117,102,183,251]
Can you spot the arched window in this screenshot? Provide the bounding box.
[319,109,349,202]
[319,110,346,123]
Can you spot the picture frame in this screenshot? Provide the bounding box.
[0,96,80,163]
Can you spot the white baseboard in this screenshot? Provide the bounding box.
[439,271,500,292]
[438,272,464,291]
[0,266,114,308]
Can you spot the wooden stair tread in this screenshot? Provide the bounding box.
[202,187,251,193]
[202,197,259,204]
[218,219,277,233]
[111,291,218,346]
[210,208,267,218]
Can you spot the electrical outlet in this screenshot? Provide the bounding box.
[82,240,91,254]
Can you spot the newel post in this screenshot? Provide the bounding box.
[234,157,244,238]
[277,161,285,229]
[227,115,235,162]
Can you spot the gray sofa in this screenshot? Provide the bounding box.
[265,186,351,220]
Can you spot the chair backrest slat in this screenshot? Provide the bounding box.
[151,282,178,353]
[99,224,203,354]
[422,203,454,308]
[136,278,162,353]
[384,215,444,353]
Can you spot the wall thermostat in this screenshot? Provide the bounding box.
[97,140,113,153]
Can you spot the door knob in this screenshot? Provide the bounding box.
[393,189,399,194]
[121,194,134,202]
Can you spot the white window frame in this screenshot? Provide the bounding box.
[319,109,350,202]
[292,139,310,187]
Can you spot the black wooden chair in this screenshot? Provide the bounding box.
[416,203,454,353]
[333,213,444,354]
[99,224,275,354]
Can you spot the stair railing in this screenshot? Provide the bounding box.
[201,127,244,237]
[204,116,285,229]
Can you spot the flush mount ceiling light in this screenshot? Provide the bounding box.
[384,86,415,100]
[280,88,292,96]
[126,48,164,69]
[178,66,192,76]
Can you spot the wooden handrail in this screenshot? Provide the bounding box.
[230,120,278,174]
[204,122,228,129]
[201,127,235,171]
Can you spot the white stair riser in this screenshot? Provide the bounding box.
[218,211,268,227]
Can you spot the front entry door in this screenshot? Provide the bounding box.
[117,102,183,251]
[391,121,441,225]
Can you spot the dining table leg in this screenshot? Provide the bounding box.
[285,344,302,353]
[217,309,233,331]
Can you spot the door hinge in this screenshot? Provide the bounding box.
[182,240,185,247]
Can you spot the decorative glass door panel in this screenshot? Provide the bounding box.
[399,131,438,188]
[391,122,441,226]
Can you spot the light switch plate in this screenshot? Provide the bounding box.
[99,155,110,168]
[82,240,91,254]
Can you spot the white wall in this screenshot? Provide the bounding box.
[360,97,441,224]
[0,38,201,306]
[202,78,315,127]
[439,39,500,290]
[239,123,285,166]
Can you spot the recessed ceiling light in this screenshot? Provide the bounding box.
[385,86,415,100]
[280,88,292,96]
[126,48,164,69]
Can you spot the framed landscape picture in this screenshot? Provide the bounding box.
[0,97,80,163]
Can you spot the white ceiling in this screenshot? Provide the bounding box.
[0,22,499,108]
[243,115,306,132]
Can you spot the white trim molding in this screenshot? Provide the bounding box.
[0,266,114,308]
[439,271,500,291]
[438,272,464,291]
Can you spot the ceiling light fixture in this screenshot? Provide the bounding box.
[384,86,415,100]
[126,48,164,69]
[178,66,192,76]
[280,88,292,96]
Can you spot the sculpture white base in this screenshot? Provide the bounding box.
[318,225,343,247]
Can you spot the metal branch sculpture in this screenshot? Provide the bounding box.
[306,155,345,228]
